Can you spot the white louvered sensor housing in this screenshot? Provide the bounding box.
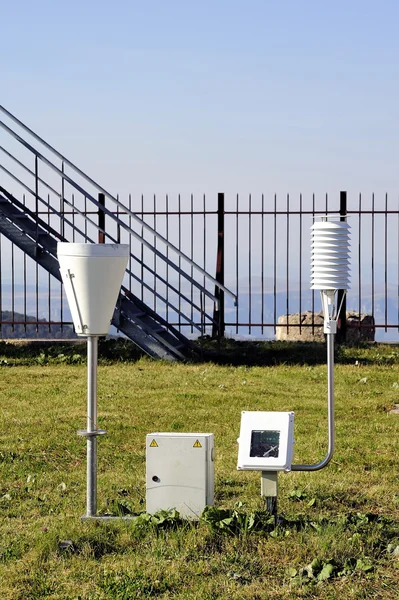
[311,219,350,291]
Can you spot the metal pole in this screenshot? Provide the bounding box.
[291,332,335,471]
[98,193,105,244]
[326,332,335,459]
[336,192,347,343]
[86,335,98,517]
[212,192,225,339]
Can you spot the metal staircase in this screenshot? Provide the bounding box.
[0,106,236,360]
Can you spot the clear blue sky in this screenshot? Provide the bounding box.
[2,0,399,203]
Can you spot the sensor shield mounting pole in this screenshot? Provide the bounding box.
[291,216,350,472]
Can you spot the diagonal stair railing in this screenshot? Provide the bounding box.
[0,106,237,358]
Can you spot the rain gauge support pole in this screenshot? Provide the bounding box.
[78,335,106,518]
[87,335,99,517]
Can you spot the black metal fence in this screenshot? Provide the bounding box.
[0,189,397,342]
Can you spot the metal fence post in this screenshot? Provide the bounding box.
[212,192,225,339]
[336,191,347,343]
[98,193,105,243]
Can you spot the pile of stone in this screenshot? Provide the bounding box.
[276,311,375,342]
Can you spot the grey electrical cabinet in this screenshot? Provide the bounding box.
[146,433,214,519]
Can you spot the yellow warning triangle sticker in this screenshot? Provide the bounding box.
[193,439,202,448]
[149,439,158,447]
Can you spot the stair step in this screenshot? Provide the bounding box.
[130,310,147,318]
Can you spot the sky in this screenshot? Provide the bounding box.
[2,0,399,205]
[1,1,399,340]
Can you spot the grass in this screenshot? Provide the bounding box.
[0,340,399,598]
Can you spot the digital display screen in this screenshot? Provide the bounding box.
[250,430,280,458]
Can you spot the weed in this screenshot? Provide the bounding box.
[99,570,173,599]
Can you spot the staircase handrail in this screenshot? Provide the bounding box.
[0,120,220,306]
[0,133,221,313]
[0,105,237,305]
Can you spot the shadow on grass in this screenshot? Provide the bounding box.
[0,338,144,365]
[0,337,397,368]
[197,338,399,367]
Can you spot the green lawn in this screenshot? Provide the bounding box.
[0,341,399,599]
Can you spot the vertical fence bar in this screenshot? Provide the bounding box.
[48,194,51,333]
[141,194,144,302]
[273,194,277,336]
[129,194,132,294]
[178,194,182,332]
[84,196,88,241]
[72,194,75,242]
[261,193,264,335]
[385,193,388,332]
[212,192,225,339]
[286,194,289,335]
[336,191,347,343]
[235,193,239,335]
[116,196,121,244]
[35,156,39,332]
[166,194,169,325]
[35,257,39,332]
[203,193,206,330]
[153,194,156,312]
[60,169,64,332]
[11,239,14,333]
[311,193,315,335]
[61,161,65,238]
[299,193,302,335]
[23,194,27,333]
[248,193,252,335]
[371,193,375,325]
[190,193,194,334]
[358,193,362,333]
[35,155,39,240]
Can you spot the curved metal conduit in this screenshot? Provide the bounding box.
[291,332,335,471]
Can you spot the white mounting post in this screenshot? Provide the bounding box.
[57,243,129,518]
[291,216,350,472]
[261,471,278,522]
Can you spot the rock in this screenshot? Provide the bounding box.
[276,311,324,342]
[345,311,375,342]
[276,311,375,342]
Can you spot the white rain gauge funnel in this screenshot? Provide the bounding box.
[236,215,350,518]
[58,243,129,518]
